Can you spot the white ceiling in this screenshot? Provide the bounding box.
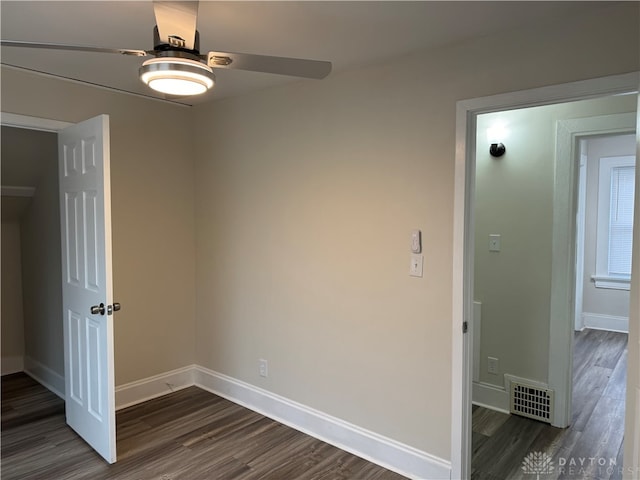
[0,1,612,106]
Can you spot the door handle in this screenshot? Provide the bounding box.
[90,302,121,316]
[90,303,105,315]
[107,303,121,315]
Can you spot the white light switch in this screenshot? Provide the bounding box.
[489,234,501,252]
[409,254,423,277]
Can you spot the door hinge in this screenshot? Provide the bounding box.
[463,321,468,333]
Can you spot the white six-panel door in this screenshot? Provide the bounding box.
[58,114,116,463]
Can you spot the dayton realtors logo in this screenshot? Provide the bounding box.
[522,451,632,478]
[522,451,554,479]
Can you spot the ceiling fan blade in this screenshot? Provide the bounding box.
[153,1,199,50]
[0,40,148,57]
[206,51,331,80]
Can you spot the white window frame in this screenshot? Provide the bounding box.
[592,154,635,290]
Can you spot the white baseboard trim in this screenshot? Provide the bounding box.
[472,381,510,414]
[7,359,455,477]
[193,366,451,480]
[115,365,195,410]
[23,356,64,399]
[583,313,629,333]
[112,365,451,478]
[1,355,24,375]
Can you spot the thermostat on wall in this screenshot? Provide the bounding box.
[411,229,422,253]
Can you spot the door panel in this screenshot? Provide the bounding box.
[59,115,116,464]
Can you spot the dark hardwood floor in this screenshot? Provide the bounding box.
[1,374,408,480]
[471,328,628,480]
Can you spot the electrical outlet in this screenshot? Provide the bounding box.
[487,357,499,375]
[259,359,268,378]
[489,234,501,252]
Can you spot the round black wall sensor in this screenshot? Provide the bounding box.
[490,143,506,157]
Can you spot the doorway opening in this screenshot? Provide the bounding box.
[450,72,640,480]
[470,98,636,478]
[574,132,636,334]
[1,126,63,394]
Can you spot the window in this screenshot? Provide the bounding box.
[593,155,636,290]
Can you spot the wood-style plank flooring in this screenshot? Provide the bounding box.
[1,374,408,480]
[471,328,628,480]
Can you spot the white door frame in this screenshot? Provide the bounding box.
[562,117,637,332]
[1,112,72,132]
[450,72,640,479]
[551,113,637,428]
[1,112,72,395]
[574,140,588,332]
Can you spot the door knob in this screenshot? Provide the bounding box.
[107,303,121,315]
[90,303,105,315]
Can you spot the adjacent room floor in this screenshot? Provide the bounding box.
[1,373,407,480]
[471,329,627,480]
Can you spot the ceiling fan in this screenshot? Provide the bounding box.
[0,1,332,97]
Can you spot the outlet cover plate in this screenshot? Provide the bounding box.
[259,359,268,377]
[488,356,499,375]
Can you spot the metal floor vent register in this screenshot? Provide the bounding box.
[510,382,554,423]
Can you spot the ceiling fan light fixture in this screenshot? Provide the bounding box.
[139,57,215,96]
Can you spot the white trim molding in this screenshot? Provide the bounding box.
[115,365,195,410]
[582,313,629,333]
[194,366,451,480]
[557,113,637,331]
[1,112,72,132]
[24,356,64,399]
[592,275,632,291]
[553,113,636,425]
[472,382,510,414]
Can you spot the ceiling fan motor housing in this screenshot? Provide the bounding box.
[153,25,200,55]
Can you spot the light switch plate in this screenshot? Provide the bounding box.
[409,254,423,277]
[489,234,501,252]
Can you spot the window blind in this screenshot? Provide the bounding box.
[608,165,635,276]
